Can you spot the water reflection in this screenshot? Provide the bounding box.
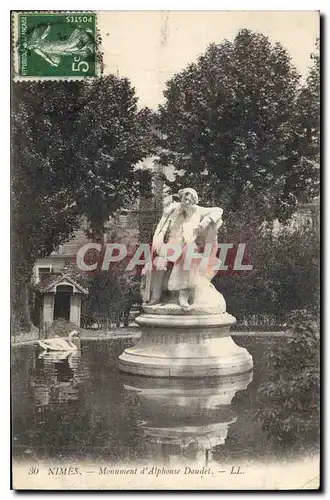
[12,341,318,463]
[120,371,253,466]
[30,350,82,410]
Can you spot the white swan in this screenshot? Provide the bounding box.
[38,331,80,352]
[38,350,72,362]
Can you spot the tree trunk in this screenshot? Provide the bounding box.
[12,275,33,332]
[22,282,32,329]
[233,183,243,210]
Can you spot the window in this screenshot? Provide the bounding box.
[37,266,52,283]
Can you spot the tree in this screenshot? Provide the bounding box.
[157,30,318,229]
[214,221,320,326]
[12,77,154,329]
[293,38,320,202]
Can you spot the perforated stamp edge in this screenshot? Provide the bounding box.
[12,11,102,82]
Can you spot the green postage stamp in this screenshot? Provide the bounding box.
[13,12,97,79]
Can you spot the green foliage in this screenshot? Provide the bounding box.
[158,30,319,226]
[294,38,320,201]
[254,311,319,451]
[81,273,141,326]
[12,77,154,328]
[214,221,319,325]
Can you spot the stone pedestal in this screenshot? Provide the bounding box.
[118,312,253,378]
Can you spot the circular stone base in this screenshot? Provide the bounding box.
[118,313,253,378]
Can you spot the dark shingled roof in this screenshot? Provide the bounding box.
[38,273,88,294]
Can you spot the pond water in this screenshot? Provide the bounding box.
[12,337,319,466]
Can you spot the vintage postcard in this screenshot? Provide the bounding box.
[11,10,320,490]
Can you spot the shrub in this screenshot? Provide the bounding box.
[214,221,319,326]
[254,311,320,453]
[81,272,142,327]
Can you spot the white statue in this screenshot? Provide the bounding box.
[142,188,226,313]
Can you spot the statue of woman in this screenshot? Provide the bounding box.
[143,188,224,311]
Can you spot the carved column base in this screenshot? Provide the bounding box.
[118,313,253,378]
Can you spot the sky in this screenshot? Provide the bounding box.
[98,10,319,110]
